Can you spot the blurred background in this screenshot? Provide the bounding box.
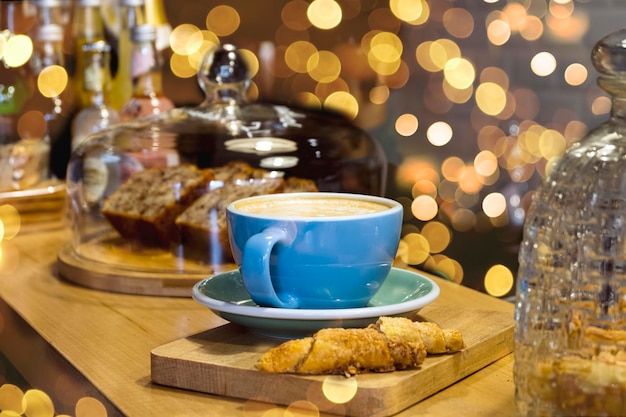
[2,0,624,299]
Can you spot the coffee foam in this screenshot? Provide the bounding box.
[235,196,391,217]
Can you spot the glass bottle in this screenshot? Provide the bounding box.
[72,0,106,109]
[71,40,119,151]
[144,0,171,54]
[110,0,146,110]
[515,28,626,416]
[30,24,64,77]
[16,23,69,186]
[28,23,76,180]
[0,2,36,190]
[31,0,71,27]
[119,24,173,122]
[0,39,32,147]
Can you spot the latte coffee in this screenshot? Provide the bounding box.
[234,196,391,218]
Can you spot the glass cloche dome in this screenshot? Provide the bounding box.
[58,43,388,296]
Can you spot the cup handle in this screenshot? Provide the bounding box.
[241,226,300,308]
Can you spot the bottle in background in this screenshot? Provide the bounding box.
[23,23,76,181]
[110,0,146,110]
[0,2,36,190]
[119,24,174,122]
[31,0,71,27]
[0,43,32,148]
[144,0,171,54]
[30,23,65,77]
[71,41,119,151]
[72,0,106,109]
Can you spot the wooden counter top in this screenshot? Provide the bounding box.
[0,227,517,416]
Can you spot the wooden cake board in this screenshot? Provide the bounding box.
[150,303,514,417]
[57,241,237,297]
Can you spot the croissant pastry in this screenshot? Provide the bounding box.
[256,316,465,375]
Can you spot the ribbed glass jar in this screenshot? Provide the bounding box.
[515,28,626,416]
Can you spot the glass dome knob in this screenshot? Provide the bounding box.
[591,29,626,97]
[592,29,626,76]
[198,44,250,91]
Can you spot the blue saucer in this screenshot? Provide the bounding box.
[192,267,440,338]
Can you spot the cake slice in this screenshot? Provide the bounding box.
[101,164,214,246]
[176,177,285,263]
[209,161,276,188]
[284,176,319,193]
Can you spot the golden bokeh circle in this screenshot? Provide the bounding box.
[400,232,430,265]
[4,34,32,68]
[23,389,55,417]
[17,111,47,141]
[307,0,342,30]
[37,65,68,98]
[324,91,358,119]
[411,195,438,221]
[321,375,358,404]
[75,397,107,417]
[0,205,20,240]
[205,5,240,36]
[0,384,25,414]
[484,264,514,297]
[421,222,451,254]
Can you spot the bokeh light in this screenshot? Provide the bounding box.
[307,50,341,83]
[321,376,358,404]
[390,0,428,24]
[400,232,430,265]
[23,389,54,417]
[324,91,358,119]
[482,193,507,218]
[487,18,511,46]
[17,111,47,140]
[285,41,317,73]
[75,396,108,417]
[0,205,20,240]
[282,0,311,31]
[307,0,342,30]
[3,34,32,67]
[484,264,514,296]
[37,65,68,98]
[421,222,451,253]
[443,57,475,90]
[427,122,452,146]
[0,384,25,414]
[475,82,507,116]
[564,63,588,86]
[411,195,438,221]
[205,5,240,36]
[443,8,474,39]
[395,114,418,137]
[0,385,109,417]
[530,51,557,76]
[169,23,203,56]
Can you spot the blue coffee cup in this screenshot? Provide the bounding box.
[226,192,403,309]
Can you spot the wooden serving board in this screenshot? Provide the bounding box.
[150,303,514,417]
